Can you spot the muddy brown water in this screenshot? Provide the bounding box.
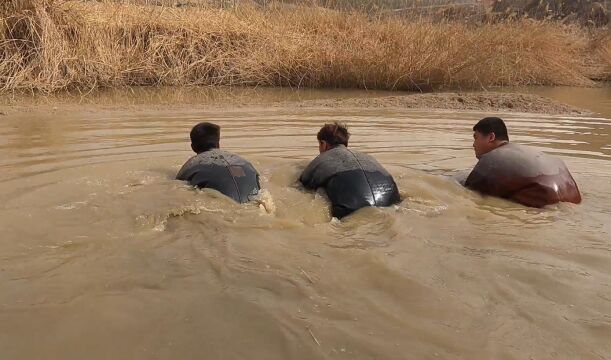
[0,88,610,359]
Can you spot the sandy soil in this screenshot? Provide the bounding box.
[0,91,590,115]
[285,92,589,114]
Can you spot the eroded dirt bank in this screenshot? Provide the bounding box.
[0,91,593,116]
[284,92,591,115]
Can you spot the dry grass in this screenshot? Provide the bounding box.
[585,28,611,81]
[0,0,608,93]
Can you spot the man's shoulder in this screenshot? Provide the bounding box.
[180,154,201,167]
[477,142,565,177]
[348,148,377,161]
[496,143,557,165]
[346,148,389,172]
[495,142,542,156]
[196,149,250,164]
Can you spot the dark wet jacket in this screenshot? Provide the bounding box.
[176,149,260,203]
[465,143,581,207]
[299,145,401,218]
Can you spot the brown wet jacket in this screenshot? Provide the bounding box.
[465,143,581,207]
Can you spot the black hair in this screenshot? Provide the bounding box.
[473,117,509,141]
[317,122,350,147]
[190,122,220,153]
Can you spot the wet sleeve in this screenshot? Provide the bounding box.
[465,159,508,198]
[299,157,323,189]
[464,162,489,192]
[176,159,195,181]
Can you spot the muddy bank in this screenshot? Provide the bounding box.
[285,92,590,115]
[0,90,591,115]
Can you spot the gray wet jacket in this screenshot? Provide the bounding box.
[299,145,401,218]
[176,149,260,203]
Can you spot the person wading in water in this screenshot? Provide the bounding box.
[176,122,260,203]
[465,117,581,207]
[299,122,401,218]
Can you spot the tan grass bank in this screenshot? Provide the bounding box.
[0,0,609,92]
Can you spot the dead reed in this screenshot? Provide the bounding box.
[0,0,607,92]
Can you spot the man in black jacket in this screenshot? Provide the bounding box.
[299,122,401,218]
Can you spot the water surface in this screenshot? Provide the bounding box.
[1,89,610,359]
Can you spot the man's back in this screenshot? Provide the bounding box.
[300,145,400,218]
[176,149,260,203]
[465,143,581,207]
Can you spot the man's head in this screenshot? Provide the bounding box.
[190,122,220,154]
[472,117,509,158]
[317,122,350,154]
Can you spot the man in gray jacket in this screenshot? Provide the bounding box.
[176,122,260,203]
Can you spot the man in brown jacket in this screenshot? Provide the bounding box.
[465,117,581,207]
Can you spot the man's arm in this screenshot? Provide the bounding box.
[299,157,323,189]
[176,157,196,181]
[464,166,485,191]
[464,161,498,197]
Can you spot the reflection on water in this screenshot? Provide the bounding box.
[0,89,610,360]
